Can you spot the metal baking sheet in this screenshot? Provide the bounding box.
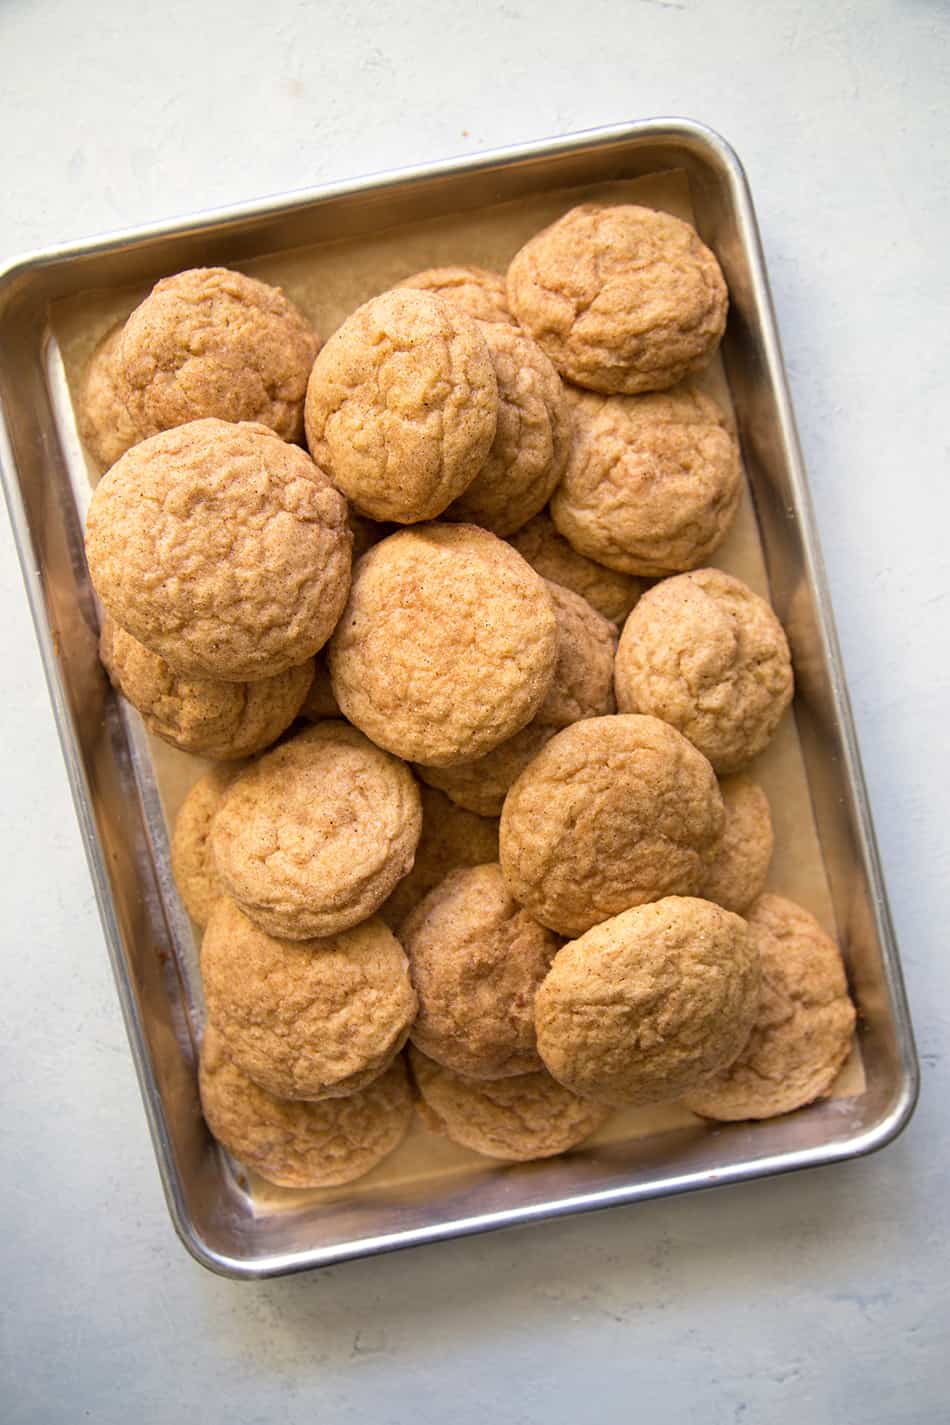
[0,119,918,1279]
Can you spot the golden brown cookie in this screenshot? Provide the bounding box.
[410,1047,610,1161]
[170,767,241,927]
[550,385,742,576]
[304,288,497,522]
[298,652,340,721]
[80,267,318,464]
[379,785,499,932]
[328,524,558,766]
[78,324,144,469]
[85,419,352,682]
[100,619,313,759]
[415,722,558,818]
[201,899,417,1100]
[499,714,724,936]
[614,568,794,774]
[211,722,422,939]
[701,776,774,914]
[402,864,560,1079]
[507,203,728,394]
[396,265,514,324]
[445,323,572,536]
[684,894,856,1120]
[536,896,759,1107]
[508,512,642,623]
[200,1025,413,1188]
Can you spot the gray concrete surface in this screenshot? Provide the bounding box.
[1,1,947,1420]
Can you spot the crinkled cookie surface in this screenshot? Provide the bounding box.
[200,1026,412,1188]
[396,265,514,324]
[507,203,727,394]
[85,418,352,682]
[328,524,558,766]
[170,767,242,927]
[499,714,725,936]
[615,567,794,774]
[701,776,774,914]
[535,896,759,1107]
[379,784,499,932]
[304,288,497,522]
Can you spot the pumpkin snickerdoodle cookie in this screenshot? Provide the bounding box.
[402,864,560,1080]
[170,767,242,927]
[85,419,351,682]
[379,784,499,932]
[328,524,558,766]
[409,1047,610,1162]
[304,288,497,523]
[615,567,794,774]
[210,722,422,939]
[701,776,774,915]
[499,714,724,937]
[201,900,417,1100]
[684,894,856,1121]
[200,1025,413,1188]
[396,265,514,325]
[535,896,760,1107]
[508,512,642,624]
[507,203,727,394]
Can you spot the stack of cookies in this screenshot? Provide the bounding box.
[81,204,856,1191]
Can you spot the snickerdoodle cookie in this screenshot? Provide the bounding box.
[85,419,351,682]
[508,512,642,624]
[396,265,513,324]
[79,267,318,464]
[415,580,616,814]
[415,722,558,818]
[499,714,724,936]
[298,652,340,721]
[536,896,759,1107]
[100,619,313,759]
[328,524,558,766]
[507,204,728,394]
[201,900,417,1100]
[701,776,774,914]
[379,785,499,932]
[410,1047,610,1162]
[170,767,241,926]
[200,1026,413,1188]
[445,323,572,536]
[304,289,497,522]
[211,722,422,939]
[614,568,794,774]
[550,385,742,577]
[684,894,855,1120]
[402,864,560,1079]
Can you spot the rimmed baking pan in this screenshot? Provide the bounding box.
[0,118,917,1278]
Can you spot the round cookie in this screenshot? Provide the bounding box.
[416,722,558,818]
[614,568,794,774]
[100,619,313,759]
[304,288,497,522]
[85,419,352,682]
[445,323,572,536]
[410,1047,610,1162]
[211,722,422,939]
[701,776,774,914]
[122,267,315,443]
[499,714,725,937]
[78,324,145,469]
[298,652,340,721]
[684,894,856,1121]
[550,385,742,577]
[507,203,728,394]
[535,896,760,1107]
[508,512,642,624]
[402,864,560,1080]
[396,265,513,324]
[200,1026,413,1188]
[201,899,417,1100]
[328,524,559,766]
[170,768,241,926]
[379,784,499,932]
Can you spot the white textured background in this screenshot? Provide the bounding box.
[1,1,947,1420]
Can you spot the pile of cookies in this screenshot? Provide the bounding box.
[80,201,857,1191]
